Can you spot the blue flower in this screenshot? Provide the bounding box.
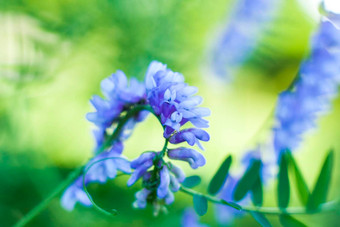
[273,18,340,155]
[86,70,148,152]
[132,188,151,209]
[127,152,156,186]
[212,0,280,78]
[181,208,209,227]
[169,128,210,150]
[167,147,206,169]
[145,61,210,138]
[61,177,92,211]
[63,61,210,212]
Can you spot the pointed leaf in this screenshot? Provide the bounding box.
[279,214,307,227]
[251,175,263,206]
[250,212,272,227]
[278,152,290,208]
[182,175,201,188]
[208,155,232,195]
[193,194,208,216]
[233,160,262,201]
[307,149,334,211]
[286,152,310,205]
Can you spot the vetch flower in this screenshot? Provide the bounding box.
[167,147,206,169]
[62,60,211,214]
[169,128,210,150]
[128,152,156,186]
[86,70,146,132]
[273,16,340,156]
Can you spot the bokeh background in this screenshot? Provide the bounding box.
[1,0,340,226]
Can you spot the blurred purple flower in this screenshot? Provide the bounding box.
[212,0,280,78]
[273,18,340,156]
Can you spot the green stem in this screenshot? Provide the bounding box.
[159,138,169,157]
[14,166,83,227]
[14,104,157,226]
[180,186,339,215]
[98,105,156,153]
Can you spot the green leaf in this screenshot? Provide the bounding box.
[286,152,310,205]
[279,214,307,227]
[182,175,201,188]
[208,155,232,195]
[278,152,290,209]
[233,160,262,201]
[307,149,334,211]
[251,175,263,206]
[193,194,208,216]
[250,212,272,227]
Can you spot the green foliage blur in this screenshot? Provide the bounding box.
[1,0,340,226]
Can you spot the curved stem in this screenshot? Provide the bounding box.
[179,186,339,215]
[82,157,131,217]
[159,138,169,157]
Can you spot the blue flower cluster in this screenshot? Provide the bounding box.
[214,9,340,226]
[273,16,340,156]
[145,61,210,138]
[61,61,210,211]
[212,0,280,78]
[129,61,210,209]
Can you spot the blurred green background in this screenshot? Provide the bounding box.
[1,0,340,226]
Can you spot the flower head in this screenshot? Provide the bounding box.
[145,61,210,138]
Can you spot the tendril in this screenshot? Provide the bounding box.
[82,157,131,216]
